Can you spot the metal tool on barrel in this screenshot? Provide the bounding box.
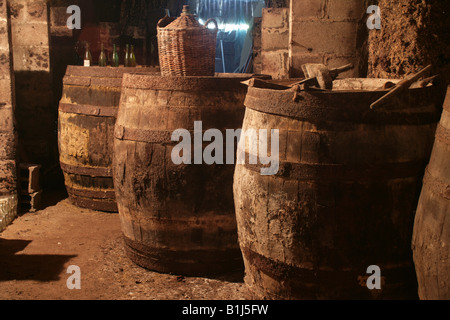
[242,63,438,109]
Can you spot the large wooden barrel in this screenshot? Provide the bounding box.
[233,78,441,299]
[113,73,262,276]
[58,66,159,212]
[412,86,450,300]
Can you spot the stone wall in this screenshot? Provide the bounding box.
[368,0,450,86]
[265,0,287,8]
[0,0,18,231]
[261,7,289,79]
[252,17,262,74]
[258,0,369,79]
[289,0,368,78]
[9,0,58,189]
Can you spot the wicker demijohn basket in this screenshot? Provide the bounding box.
[157,5,218,76]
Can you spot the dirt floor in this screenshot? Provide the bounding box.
[0,191,251,300]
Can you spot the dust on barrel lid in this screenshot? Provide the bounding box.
[121,72,271,92]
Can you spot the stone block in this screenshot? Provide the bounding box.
[8,0,26,23]
[0,105,15,131]
[0,51,12,79]
[0,194,18,232]
[291,0,326,19]
[0,160,17,194]
[27,0,47,21]
[326,0,366,20]
[291,20,358,56]
[0,0,7,12]
[11,22,49,47]
[0,78,13,104]
[0,131,16,159]
[50,6,68,27]
[262,8,289,29]
[262,50,290,79]
[262,28,290,51]
[50,6,73,37]
[0,23,10,49]
[12,45,50,71]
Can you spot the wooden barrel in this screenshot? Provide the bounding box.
[233,78,441,299]
[58,66,159,212]
[113,73,263,276]
[412,86,450,300]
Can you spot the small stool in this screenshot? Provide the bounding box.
[18,164,43,212]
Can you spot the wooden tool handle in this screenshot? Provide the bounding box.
[370,64,433,110]
[241,78,291,90]
[329,64,354,79]
[288,77,318,87]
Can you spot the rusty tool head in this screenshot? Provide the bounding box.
[301,64,334,90]
[296,63,354,90]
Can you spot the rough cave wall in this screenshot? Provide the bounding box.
[368,0,450,86]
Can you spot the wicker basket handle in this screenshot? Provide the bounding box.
[204,18,219,32]
[157,15,176,29]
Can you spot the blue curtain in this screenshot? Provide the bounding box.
[188,0,265,73]
[189,0,264,27]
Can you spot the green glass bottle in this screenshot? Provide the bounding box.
[124,44,130,67]
[112,44,119,67]
[130,45,136,67]
[83,42,92,67]
[99,43,107,67]
[74,41,83,66]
